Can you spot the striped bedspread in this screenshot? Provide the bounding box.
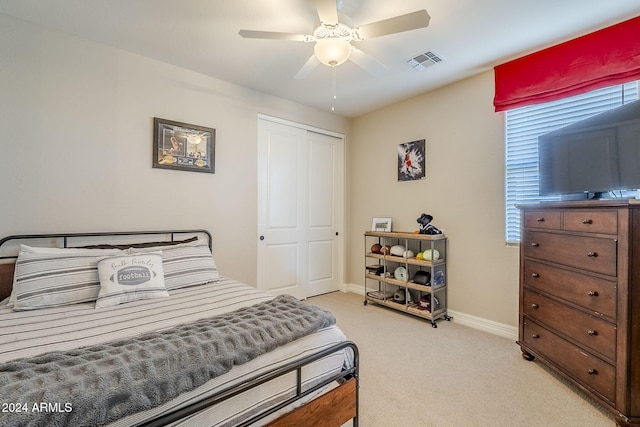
[0,278,348,426]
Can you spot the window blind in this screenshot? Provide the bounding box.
[504,82,639,243]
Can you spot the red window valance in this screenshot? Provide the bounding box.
[493,15,640,112]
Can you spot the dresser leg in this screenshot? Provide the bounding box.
[613,413,640,427]
[521,349,535,361]
[615,414,629,426]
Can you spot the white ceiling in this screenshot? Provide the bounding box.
[1,0,639,117]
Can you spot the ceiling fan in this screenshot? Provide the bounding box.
[239,0,430,79]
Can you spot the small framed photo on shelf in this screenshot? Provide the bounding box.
[371,217,392,232]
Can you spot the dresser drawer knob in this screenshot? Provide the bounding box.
[587,369,598,375]
[531,242,539,247]
[531,273,540,278]
[531,334,540,339]
[587,251,597,257]
[587,330,597,336]
[582,219,593,224]
[587,291,599,297]
[531,303,539,309]
[536,217,545,222]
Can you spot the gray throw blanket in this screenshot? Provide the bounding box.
[0,295,336,427]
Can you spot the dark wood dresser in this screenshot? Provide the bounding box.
[518,200,640,426]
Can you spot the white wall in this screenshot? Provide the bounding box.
[0,14,349,286]
[1,12,520,329]
[347,71,521,327]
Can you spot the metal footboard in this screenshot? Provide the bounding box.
[140,341,360,427]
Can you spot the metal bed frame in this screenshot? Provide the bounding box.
[0,230,359,426]
[0,229,214,257]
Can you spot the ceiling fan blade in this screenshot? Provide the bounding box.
[238,30,308,42]
[315,0,338,24]
[294,55,320,79]
[356,10,430,39]
[348,47,388,77]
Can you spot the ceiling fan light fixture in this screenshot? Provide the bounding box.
[314,38,351,67]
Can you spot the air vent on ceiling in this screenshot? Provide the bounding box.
[405,50,445,71]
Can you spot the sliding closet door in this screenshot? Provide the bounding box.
[305,130,343,296]
[257,118,343,299]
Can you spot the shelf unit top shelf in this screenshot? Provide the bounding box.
[365,231,446,241]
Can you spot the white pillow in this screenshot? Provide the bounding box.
[95,252,169,308]
[129,239,220,290]
[11,247,121,310]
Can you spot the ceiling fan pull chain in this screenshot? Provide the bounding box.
[331,65,337,112]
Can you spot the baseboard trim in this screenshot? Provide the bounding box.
[342,283,518,341]
[342,283,366,295]
[446,309,518,341]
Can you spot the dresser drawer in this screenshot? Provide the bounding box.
[523,231,617,276]
[523,289,616,360]
[563,210,618,234]
[523,210,561,230]
[523,319,615,403]
[523,260,616,319]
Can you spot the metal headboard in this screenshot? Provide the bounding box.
[0,229,212,260]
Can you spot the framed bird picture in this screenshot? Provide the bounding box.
[398,139,425,181]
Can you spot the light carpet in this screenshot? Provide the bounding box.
[308,291,615,427]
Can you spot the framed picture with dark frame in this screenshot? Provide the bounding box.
[152,117,215,174]
[398,139,425,181]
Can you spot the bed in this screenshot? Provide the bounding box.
[0,230,358,427]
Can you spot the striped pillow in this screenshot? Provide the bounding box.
[127,239,220,290]
[12,248,121,310]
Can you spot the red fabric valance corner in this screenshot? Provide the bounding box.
[493,15,640,112]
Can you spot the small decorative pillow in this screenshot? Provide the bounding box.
[95,252,169,308]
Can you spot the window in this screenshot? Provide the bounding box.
[504,82,639,243]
